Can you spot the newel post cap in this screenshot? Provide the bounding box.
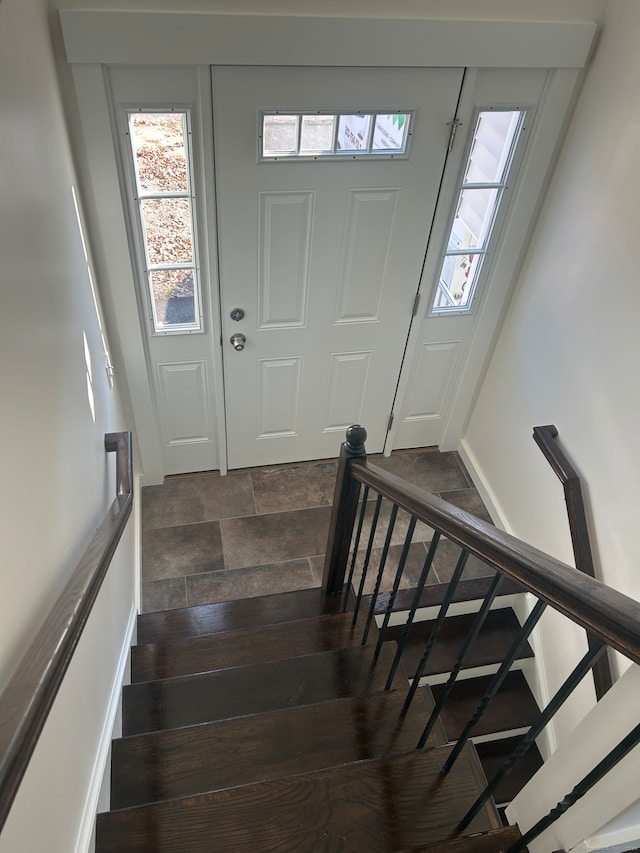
[345,424,367,453]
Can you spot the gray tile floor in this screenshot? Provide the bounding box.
[141,448,494,613]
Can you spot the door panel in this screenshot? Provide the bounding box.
[392,317,467,448]
[156,360,211,444]
[336,189,399,322]
[406,341,462,421]
[212,66,464,468]
[258,191,312,328]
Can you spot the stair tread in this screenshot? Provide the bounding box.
[131,611,363,682]
[475,736,544,805]
[368,575,524,615]
[433,671,540,740]
[112,687,446,809]
[137,587,341,645]
[385,608,534,677]
[404,824,523,852]
[122,641,404,736]
[97,744,500,853]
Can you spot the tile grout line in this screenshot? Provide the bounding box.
[141,450,489,609]
[247,469,259,518]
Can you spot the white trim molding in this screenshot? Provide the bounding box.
[60,12,596,69]
[74,605,137,853]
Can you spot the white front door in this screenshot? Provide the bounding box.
[212,66,464,469]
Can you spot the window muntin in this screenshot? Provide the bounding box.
[128,111,201,333]
[432,109,524,313]
[260,111,411,159]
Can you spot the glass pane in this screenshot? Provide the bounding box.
[372,113,409,152]
[141,198,193,265]
[337,114,372,152]
[129,113,188,193]
[433,282,456,310]
[464,111,521,184]
[448,187,500,252]
[438,253,482,308]
[150,269,196,327]
[262,115,298,155]
[300,115,335,153]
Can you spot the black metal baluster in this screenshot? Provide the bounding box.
[417,572,504,748]
[459,639,607,829]
[373,517,418,663]
[384,532,441,691]
[506,721,640,853]
[342,485,370,612]
[362,505,399,645]
[352,494,383,625]
[442,598,547,773]
[404,549,469,712]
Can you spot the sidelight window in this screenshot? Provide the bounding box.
[431,109,525,313]
[127,110,202,333]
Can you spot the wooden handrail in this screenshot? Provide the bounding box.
[533,425,612,698]
[322,429,637,849]
[533,425,596,580]
[0,432,133,832]
[340,459,640,666]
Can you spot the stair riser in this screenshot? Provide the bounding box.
[122,643,403,736]
[111,689,445,809]
[98,745,500,853]
[131,612,362,683]
[378,593,522,627]
[136,588,342,645]
[385,609,534,682]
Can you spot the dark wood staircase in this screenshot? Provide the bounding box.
[373,580,544,811]
[97,588,525,852]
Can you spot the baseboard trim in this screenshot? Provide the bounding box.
[457,438,512,534]
[74,604,137,853]
[457,436,557,757]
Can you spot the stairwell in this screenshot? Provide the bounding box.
[97,588,524,852]
[2,432,637,853]
[91,429,640,852]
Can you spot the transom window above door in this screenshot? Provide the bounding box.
[260,112,412,159]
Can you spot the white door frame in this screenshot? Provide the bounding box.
[62,12,595,484]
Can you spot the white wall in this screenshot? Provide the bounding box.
[0,528,136,853]
[465,0,640,606]
[0,0,137,849]
[507,664,640,853]
[465,0,640,688]
[465,0,640,843]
